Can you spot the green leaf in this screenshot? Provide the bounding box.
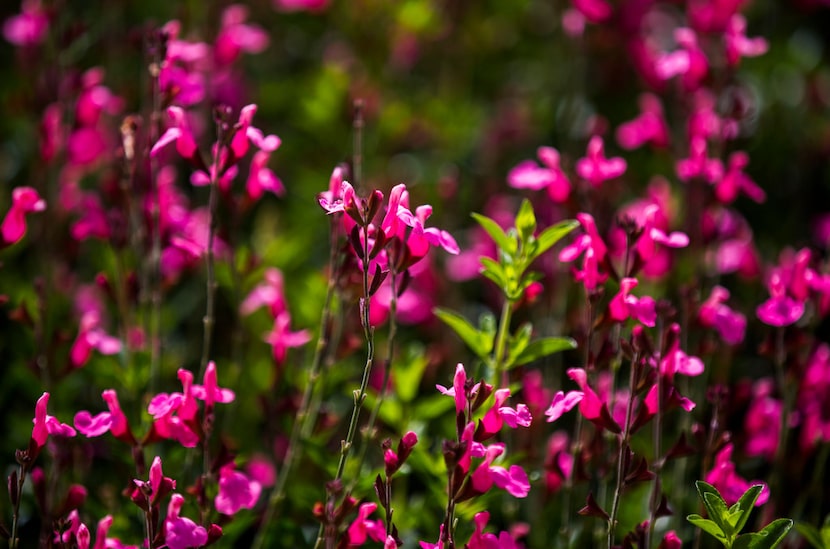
[479,256,510,291]
[688,514,730,546]
[534,219,579,259]
[395,344,429,403]
[433,308,494,359]
[795,523,826,549]
[504,322,533,369]
[704,491,735,538]
[511,337,577,368]
[413,394,455,421]
[696,481,730,533]
[734,519,793,549]
[731,484,764,534]
[515,199,537,244]
[472,212,517,255]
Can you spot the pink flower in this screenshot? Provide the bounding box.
[2,186,45,244]
[165,494,208,549]
[436,363,469,416]
[3,0,48,46]
[744,379,781,461]
[676,137,723,183]
[507,146,571,203]
[724,14,768,67]
[228,104,281,163]
[74,389,134,443]
[559,213,610,291]
[470,443,531,498]
[756,270,805,327]
[215,463,261,515]
[147,371,200,448]
[616,94,670,150]
[660,325,705,378]
[714,152,765,204]
[704,444,769,506]
[246,150,285,200]
[151,106,200,163]
[566,368,621,433]
[544,391,584,423]
[264,311,311,366]
[133,456,176,507]
[608,277,657,327]
[32,392,76,447]
[467,511,523,549]
[575,136,626,188]
[699,286,746,344]
[70,311,122,367]
[571,0,612,23]
[346,502,386,545]
[192,361,235,407]
[273,0,330,12]
[215,5,269,66]
[240,268,286,317]
[655,28,709,91]
[92,515,137,549]
[477,388,532,439]
[419,525,445,549]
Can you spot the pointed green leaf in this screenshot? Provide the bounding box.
[434,308,494,359]
[731,484,764,534]
[734,519,793,549]
[472,213,517,255]
[795,523,826,549]
[704,492,735,538]
[688,514,730,546]
[512,337,577,368]
[515,199,537,244]
[533,219,580,260]
[504,322,533,369]
[697,481,730,531]
[479,257,509,290]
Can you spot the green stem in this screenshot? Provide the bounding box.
[492,298,513,388]
[646,320,667,549]
[607,354,639,548]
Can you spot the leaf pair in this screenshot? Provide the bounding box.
[687,481,792,549]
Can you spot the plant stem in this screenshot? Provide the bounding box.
[252,227,340,549]
[607,354,639,548]
[646,320,667,549]
[492,298,513,388]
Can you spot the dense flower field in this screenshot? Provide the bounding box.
[2,0,830,547]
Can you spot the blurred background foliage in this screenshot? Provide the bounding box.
[1,0,830,547]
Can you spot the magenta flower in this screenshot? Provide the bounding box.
[544,390,584,423]
[214,5,269,66]
[570,0,612,23]
[70,311,122,368]
[699,286,746,345]
[560,213,610,291]
[227,104,281,163]
[507,146,571,203]
[240,268,286,317]
[467,511,523,549]
[566,368,621,433]
[470,443,531,498]
[714,152,765,204]
[151,106,200,163]
[704,444,769,507]
[477,388,532,439]
[3,0,48,46]
[724,14,768,67]
[192,361,235,407]
[676,137,723,183]
[660,325,705,378]
[246,149,285,200]
[616,94,670,150]
[93,515,137,549]
[395,201,460,258]
[756,270,805,327]
[744,379,781,461]
[2,186,45,244]
[133,456,176,508]
[32,392,76,448]
[74,389,134,444]
[608,278,657,327]
[575,136,626,188]
[655,28,709,91]
[165,494,208,549]
[273,0,330,12]
[215,463,262,515]
[264,311,311,366]
[346,502,386,545]
[419,525,445,549]
[147,371,199,448]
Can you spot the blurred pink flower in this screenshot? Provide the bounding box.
[74,389,134,444]
[655,28,709,91]
[215,5,269,66]
[575,136,626,188]
[608,277,657,326]
[544,391,583,423]
[616,94,670,150]
[699,286,746,344]
[274,0,330,12]
[676,137,723,183]
[165,494,208,549]
[744,379,781,460]
[3,0,48,46]
[704,444,769,506]
[714,152,765,204]
[470,443,531,498]
[571,0,612,23]
[240,267,287,317]
[192,361,235,407]
[507,146,571,203]
[264,311,311,365]
[724,14,768,66]
[215,463,261,515]
[2,186,45,244]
